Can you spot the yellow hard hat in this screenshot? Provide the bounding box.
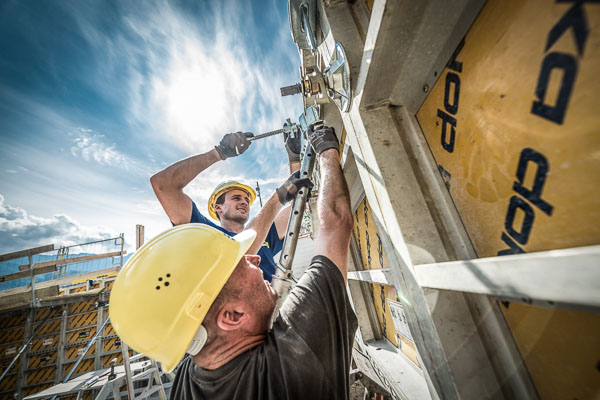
[108,224,256,373]
[208,181,256,220]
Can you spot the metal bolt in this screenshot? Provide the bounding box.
[422,84,429,93]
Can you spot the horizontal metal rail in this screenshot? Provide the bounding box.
[348,245,600,312]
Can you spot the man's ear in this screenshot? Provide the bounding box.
[214,204,223,218]
[216,302,250,331]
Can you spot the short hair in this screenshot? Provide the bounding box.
[214,193,226,220]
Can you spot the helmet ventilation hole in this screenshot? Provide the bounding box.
[157,275,171,288]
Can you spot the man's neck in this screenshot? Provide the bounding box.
[220,219,245,234]
[192,334,265,370]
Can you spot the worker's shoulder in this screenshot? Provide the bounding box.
[304,255,345,282]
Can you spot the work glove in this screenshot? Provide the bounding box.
[283,126,301,163]
[308,125,338,155]
[215,131,254,160]
[276,171,314,205]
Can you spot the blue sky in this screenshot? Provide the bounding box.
[0,0,303,254]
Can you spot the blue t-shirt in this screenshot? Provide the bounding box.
[190,202,283,282]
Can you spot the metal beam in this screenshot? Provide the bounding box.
[415,245,600,312]
[360,0,486,113]
[348,268,392,286]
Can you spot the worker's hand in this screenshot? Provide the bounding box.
[276,171,313,205]
[308,125,338,155]
[284,127,301,163]
[215,132,254,160]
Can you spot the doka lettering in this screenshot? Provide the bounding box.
[437,58,462,153]
[531,0,590,124]
[498,148,554,255]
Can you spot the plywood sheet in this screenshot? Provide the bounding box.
[416,0,600,398]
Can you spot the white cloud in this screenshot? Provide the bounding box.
[70,128,135,169]
[0,194,115,254]
[110,0,300,154]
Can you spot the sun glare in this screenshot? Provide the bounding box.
[157,40,247,151]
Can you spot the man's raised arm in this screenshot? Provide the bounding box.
[309,126,353,281]
[150,132,252,225]
[247,171,313,255]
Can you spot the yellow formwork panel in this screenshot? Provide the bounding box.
[63,358,95,377]
[70,298,96,315]
[0,313,25,329]
[34,308,61,322]
[68,311,97,330]
[23,383,53,398]
[67,327,97,345]
[416,0,600,399]
[34,319,61,337]
[30,334,59,352]
[0,327,24,347]
[66,344,95,361]
[28,352,57,370]
[0,372,17,393]
[352,197,419,366]
[25,364,56,385]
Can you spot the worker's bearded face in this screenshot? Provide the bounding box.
[231,255,278,332]
[217,190,250,224]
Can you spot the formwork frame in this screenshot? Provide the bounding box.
[289,0,599,399]
[0,236,127,399]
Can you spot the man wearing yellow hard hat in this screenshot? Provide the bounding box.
[150,130,305,282]
[111,126,358,399]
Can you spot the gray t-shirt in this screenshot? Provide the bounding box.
[169,255,358,400]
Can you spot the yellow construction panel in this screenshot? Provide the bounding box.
[416,0,600,398]
[353,197,419,366]
[68,311,97,330]
[25,364,56,384]
[417,0,600,255]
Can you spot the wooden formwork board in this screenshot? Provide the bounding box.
[0,274,120,398]
[67,327,97,345]
[25,365,56,385]
[69,298,96,315]
[104,321,116,337]
[27,351,58,370]
[352,197,420,366]
[68,311,97,330]
[30,334,59,353]
[102,337,122,353]
[0,313,26,329]
[34,319,61,337]
[0,369,17,393]
[23,383,54,398]
[416,0,600,398]
[34,307,61,322]
[0,328,24,351]
[63,358,95,378]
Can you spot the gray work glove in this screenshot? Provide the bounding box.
[308,125,338,155]
[215,131,254,160]
[284,127,301,163]
[276,171,314,205]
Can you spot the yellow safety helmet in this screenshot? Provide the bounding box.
[208,181,256,220]
[108,224,256,373]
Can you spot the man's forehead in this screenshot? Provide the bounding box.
[225,189,250,198]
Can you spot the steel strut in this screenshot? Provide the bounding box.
[271,122,322,319]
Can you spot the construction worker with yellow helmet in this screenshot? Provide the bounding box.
[111,125,357,399]
[150,130,307,282]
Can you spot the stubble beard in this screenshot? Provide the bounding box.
[223,210,249,225]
